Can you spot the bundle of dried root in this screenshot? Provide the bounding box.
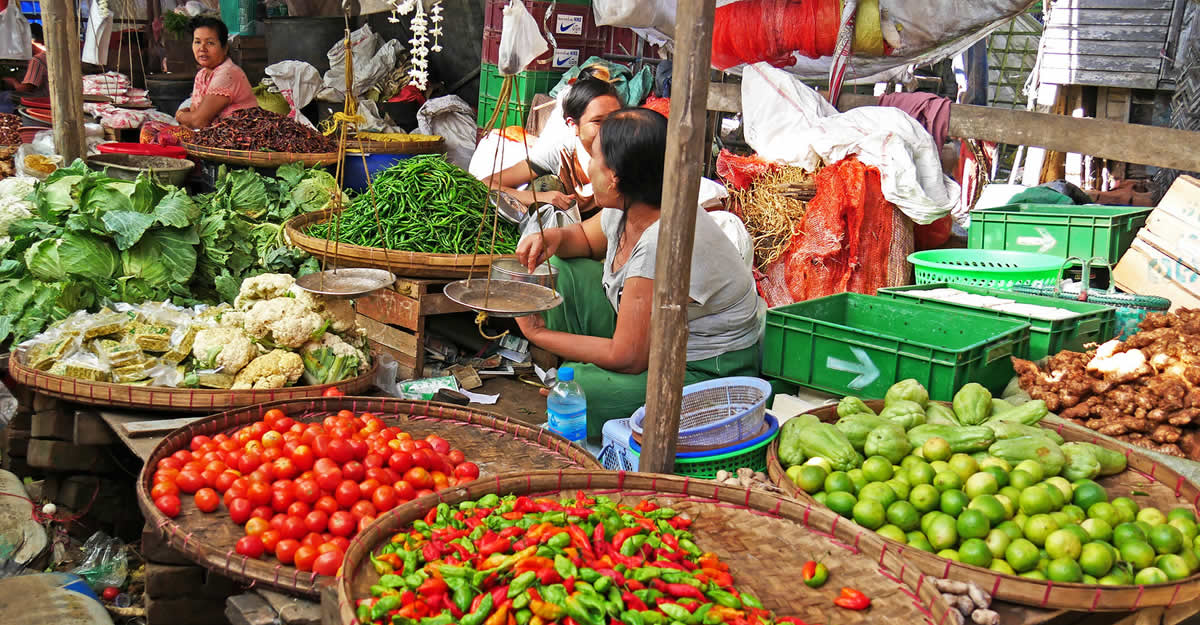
[934,580,997,625]
[730,167,813,269]
[713,468,784,493]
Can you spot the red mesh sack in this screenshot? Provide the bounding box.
[711,0,841,70]
[716,149,779,190]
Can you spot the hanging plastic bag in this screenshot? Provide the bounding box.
[416,95,477,169]
[82,0,115,66]
[264,60,321,128]
[70,532,128,591]
[497,0,549,76]
[0,4,32,61]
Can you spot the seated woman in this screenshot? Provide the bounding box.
[515,108,762,443]
[481,77,622,216]
[175,16,259,129]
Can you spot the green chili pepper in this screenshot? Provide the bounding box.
[678,538,702,557]
[594,575,612,594]
[370,585,389,597]
[405,574,423,589]
[631,567,664,582]
[547,532,571,550]
[660,604,691,622]
[741,593,764,610]
[439,565,471,579]
[357,603,372,623]
[706,590,741,609]
[688,604,712,625]
[633,589,662,605]
[459,593,493,625]
[640,611,666,625]
[508,571,537,598]
[419,612,455,625]
[536,546,556,558]
[512,592,530,610]
[607,587,624,614]
[452,584,475,613]
[478,494,500,507]
[623,610,645,625]
[542,584,568,607]
[379,574,407,588]
[514,609,532,625]
[579,568,601,583]
[371,595,402,621]
[621,535,647,556]
[555,554,578,580]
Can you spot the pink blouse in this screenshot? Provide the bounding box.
[192,58,258,119]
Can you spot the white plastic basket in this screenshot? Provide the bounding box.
[629,377,772,448]
[598,418,638,472]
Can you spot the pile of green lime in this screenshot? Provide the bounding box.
[787,442,1198,584]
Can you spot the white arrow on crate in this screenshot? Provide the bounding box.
[1016,227,1057,253]
[826,347,880,390]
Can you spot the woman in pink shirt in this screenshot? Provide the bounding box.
[176,16,258,129]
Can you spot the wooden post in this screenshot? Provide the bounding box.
[42,0,86,163]
[639,0,717,474]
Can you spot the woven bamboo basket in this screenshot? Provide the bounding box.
[182,142,340,167]
[7,347,378,412]
[339,470,959,625]
[343,137,446,155]
[285,211,512,279]
[766,400,1200,611]
[136,398,601,596]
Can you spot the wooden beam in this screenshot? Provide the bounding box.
[640,0,716,474]
[42,0,86,162]
[706,82,1200,173]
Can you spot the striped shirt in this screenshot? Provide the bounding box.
[23,50,47,90]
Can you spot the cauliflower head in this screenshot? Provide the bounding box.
[235,273,297,310]
[243,297,323,349]
[300,332,369,384]
[289,286,356,333]
[191,327,257,375]
[232,349,304,390]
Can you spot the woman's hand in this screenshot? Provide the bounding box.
[536,190,576,211]
[515,313,546,339]
[516,228,562,272]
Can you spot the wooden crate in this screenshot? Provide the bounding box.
[356,277,471,378]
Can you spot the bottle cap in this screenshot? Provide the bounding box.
[558,366,574,382]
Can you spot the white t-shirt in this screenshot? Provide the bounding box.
[528,94,574,174]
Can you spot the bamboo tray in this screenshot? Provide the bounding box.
[339,470,959,625]
[7,348,378,412]
[285,210,513,279]
[136,398,601,597]
[182,142,340,168]
[766,400,1200,611]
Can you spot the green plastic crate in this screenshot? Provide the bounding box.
[967,204,1152,264]
[629,431,777,479]
[762,293,1030,402]
[877,283,1118,360]
[477,63,566,127]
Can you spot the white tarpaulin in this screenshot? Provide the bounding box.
[741,63,957,224]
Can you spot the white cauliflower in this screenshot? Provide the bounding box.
[289,285,356,333]
[243,297,323,349]
[191,327,257,375]
[232,349,304,389]
[300,333,368,384]
[0,180,35,236]
[235,273,297,310]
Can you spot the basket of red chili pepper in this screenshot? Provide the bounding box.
[339,470,960,625]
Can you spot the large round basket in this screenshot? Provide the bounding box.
[182,142,340,168]
[7,347,377,412]
[285,211,512,279]
[137,398,600,597]
[340,470,959,625]
[766,400,1200,611]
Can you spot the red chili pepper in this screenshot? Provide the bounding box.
[679,560,698,572]
[564,618,581,625]
[564,577,575,594]
[424,507,439,524]
[478,535,512,558]
[422,542,441,563]
[653,579,706,601]
[595,568,624,586]
[621,592,648,611]
[660,533,679,550]
[400,591,416,606]
[499,526,523,539]
[533,499,560,513]
[536,567,562,585]
[490,585,510,606]
[470,593,486,613]
[513,496,536,513]
[652,558,685,570]
[417,577,448,596]
[425,593,445,612]
[610,618,627,625]
[626,580,645,591]
[634,500,657,513]
[465,516,484,529]
[611,527,641,550]
[448,603,464,619]
[566,525,589,550]
[775,618,808,625]
[397,603,423,620]
[834,587,870,610]
[575,492,595,507]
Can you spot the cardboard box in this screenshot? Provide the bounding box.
[1112,176,1200,309]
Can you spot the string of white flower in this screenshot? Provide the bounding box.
[407,1,430,90]
[430,0,444,53]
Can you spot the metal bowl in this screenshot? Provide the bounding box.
[294,268,395,298]
[444,278,562,318]
[86,153,195,187]
[489,258,558,290]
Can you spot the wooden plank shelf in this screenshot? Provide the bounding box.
[355,276,471,379]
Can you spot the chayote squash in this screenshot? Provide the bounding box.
[907,424,995,453]
[1060,442,1103,482]
[1065,441,1127,475]
[992,398,1015,415]
[885,379,929,408]
[864,422,911,464]
[987,400,1048,426]
[989,421,1064,445]
[837,396,877,418]
[794,422,862,471]
[880,400,926,430]
[778,414,820,467]
[953,383,993,425]
[835,413,892,452]
[925,403,961,426]
[987,435,1066,476]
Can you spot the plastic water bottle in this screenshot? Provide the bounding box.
[547,367,587,443]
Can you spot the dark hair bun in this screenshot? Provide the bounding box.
[599,108,668,208]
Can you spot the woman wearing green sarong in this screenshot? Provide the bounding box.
[515,108,762,444]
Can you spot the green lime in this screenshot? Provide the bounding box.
[859,482,898,509]
[1168,508,1198,524]
[1169,518,1198,547]
[877,524,908,543]
[1120,541,1157,570]
[995,494,1016,519]
[985,528,1012,559]
[1050,512,1072,529]
[1015,460,1045,482]
[1061,504,1087,525]
[1045,529,1083,561]
[933,471,963,493]
[1000,486,1023,504]
[1046,477,1073,502]
[982,465,1010,489]
[970,495,1009,526]
[1136,520,1153,536]
[1006,538,1041,573]
[937,549,960,562]
[910,484,940,514]
[922,511,948,536]
[958,509,992,540]
[1024,514,1060,547]
[826,491,858,518]
[1072,480,1107,510]
[1081,518,1114,543]
[1083,574,1099,585]
[923,437,951,462]
[940,489,970,517]
[1010,470,1036,492]
[930,460,951,475]
[980,456,1012,471]
[1088,502,1121,528]
[886,478,911,500]
[1114,522,1148,548]
[965,472,1000,500]
[1020,570,1048,581]
[1020,487,1054,516]
[907,462,936,486]
[1098,573,1127,586]
[1080,541,1115,577]
[1062,524,1091,547]
[907,532,935,553]
[795,465,828,493]
[1156,554,1191,581]
[927,514,959,551]
[805,457,834,473]
[862,456,895,483]
[990,559,1015,575]
[847,469,867,494]
[1043,483,1066,510]
[1047,557,1083,583]
[824,471,854,494]
[814,492,829,506]
[887,500,922,532]
[1112,497,1139,524]
[853,498,887,530]
[949,454,979,482]
[1139,507,1169,527]
[1134,567,1169,585]
[1013,513,1029,530]
[1037,556,1050,572]
[997,521,1024,542]
[1149,524,1184,555]
[901,455,925,471]
[960,538,993,567]
[1180,545,1200,574]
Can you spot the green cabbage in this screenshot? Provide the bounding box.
[59,231,119,281]
[291,169,340,214]
[24,239,65,281]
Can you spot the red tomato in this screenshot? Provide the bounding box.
[347,439,368,461]
[246,482,271,507]
[328,511,356,537]
[260,529,282,554]
[363,467,389,485]
[326,439,353,465]
[290,445,315,472]
[237,452,262,474]
[371,485,397,512]
[314,496,339,516]
[154,494,181,518]
[261,430,283,449]
[251,465,275,484]
[424,449,451,475]
[293,545,318,572]
[175,471,205,494]
[194,488,220,513]
[214,470,239,493]
[313,435,333,459]
[275,417,296,432]
[269,513,289,533]
[322,386,345,398]
[387,452,413,473]
[393,480,416,501]
[312,549,342,576]
[334,480,360,509]
[272,458,299,481]
[454,462,480,481]
[404,467,432,490]
[397,439,417,453]
[188,435,211,452]
[425,435,450,454]
[358,478,382,501]
[172,450,194,464]
[282,515,308,540]
[151,481,179,499]
[200,469,221,488]
[430,472,450,491]
[154,467,180,483]
[301,532,325,549]
[275,539,300,564]
[447,450,466,466]
[416,489,435,498]
[304,510,329,533]
[314,466,343,492]
[228,498,253,524]
[293,479,321,504]
[270,487,294,512]
[250,505,275,521]
[413,440,431,451]
[235,535,265,559]
[358,516,376,533]
[263,408,287,424]
[329,536,351,553]
[287,501,312,518]
[363,453,385,470]
[245,517,270,536]
[262,447,283,463]
[409,451,427,471]
[349,500,377,520]
[219,439,240,452]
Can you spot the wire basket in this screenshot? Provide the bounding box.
[629,377,772,447]
[1012,256,1171,339]
[908,249,1064,290]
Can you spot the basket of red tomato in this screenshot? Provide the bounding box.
[137,397,600,596]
